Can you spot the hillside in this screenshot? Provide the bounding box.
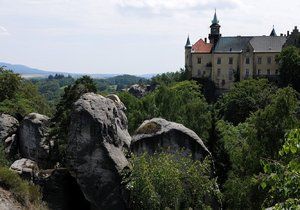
[0,62,155,79]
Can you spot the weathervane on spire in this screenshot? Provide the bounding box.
[212,9,219,24]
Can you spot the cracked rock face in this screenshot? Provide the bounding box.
[131,118,210,160]
[0,114,19,142]
[18,113,50,168]
[67,93,131,210]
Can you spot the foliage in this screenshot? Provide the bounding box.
[50,76,97,162]
[31,74,75,107]
[215,79,277,125]
[0,68,52,117]
[0,67,21,102]
[151,68,188,85]
[0,144,9,167]
[107,74,149,86]
[217,87,299,209]
[277,46,300,92]
[259,129,300,209]
[119,81,212,141]
[124,152,221,210]
[0,167,43,206]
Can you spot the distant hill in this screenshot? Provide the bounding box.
[0,62,156,79]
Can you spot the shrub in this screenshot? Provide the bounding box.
[124,152,221,210]
[0,167,42,205]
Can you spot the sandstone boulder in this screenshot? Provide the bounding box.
[4,134,18,157]
[131,118,210,160]
[10,158,38,180]
[67,93,131,210]
[0,114,19,142]
[128,84,155,98]
[18,113,50,168]
[36,168,91,210]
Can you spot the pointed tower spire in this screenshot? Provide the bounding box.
[212,9,219,25]
[270,25,277,36]
[185,35,192,48]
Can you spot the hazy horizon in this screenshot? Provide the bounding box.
[0,0,299,74]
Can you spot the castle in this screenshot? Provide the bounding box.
[185,11,300,90]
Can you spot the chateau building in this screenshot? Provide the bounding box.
[185,11,299,90]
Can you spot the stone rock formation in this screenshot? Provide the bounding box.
[10,158,38,179]
[128,84,156,98]
[18,113,50,168]
[36,168,91,210]
[0,114,19,142]
[67,93,131,210]
[0,187,23,210]
[131,118,210,160]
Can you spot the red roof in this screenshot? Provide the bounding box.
[192,39,213,53]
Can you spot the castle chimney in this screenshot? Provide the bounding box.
[204,38,207,43]
[287,31,290,36]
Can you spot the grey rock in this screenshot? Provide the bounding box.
[0,187,23,210]
[128,84,155,98]
[18,113,50,168]
[36,168,91,210]
[4,134,18,157]
[10,158,38,179]
[0,114,19,142]
[67,93,131,210]
[131,118,210,160]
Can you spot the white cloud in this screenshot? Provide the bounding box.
[0,26,9,35]
[116,0,241,16]
[0,0,298,74]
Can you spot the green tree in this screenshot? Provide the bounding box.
[124,152,221,210]
[151,68,188,86]
[277,46,300,92]
[0,67,21,102]
[50,76,97,162]
[215,79,277,125]
[217,87,299,209]
[0,68,52,116]
[259,129,300,209]
[119,81,211,141]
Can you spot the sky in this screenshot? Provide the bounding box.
[0,0,299,75]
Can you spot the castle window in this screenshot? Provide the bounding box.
[229,57,233,65]
[267,57,272,64]
[217,57,221,65]
[198,57,202,64]
[228,69,233,80]
[275,69,279,75]
[267,69,271,75]
[198,69,201,76]
[245,69,250,77]
[203,71,206,76]
[246,57,250,64]
[222,80,226,86]
[217,69,221,77]
[258,69,261,75]
[257,57,262,64]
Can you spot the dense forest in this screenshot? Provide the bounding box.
[0,46,299,209]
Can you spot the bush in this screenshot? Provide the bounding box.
[0,167,42,205]
[124,152,221,210]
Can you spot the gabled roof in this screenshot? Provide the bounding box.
[249,36,287,52]
[214,36,253,53]
[192,39,213,53]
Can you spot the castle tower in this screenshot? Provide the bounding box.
[185,35,192,79]
[209,10,221,46]
[270,26,277,36]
